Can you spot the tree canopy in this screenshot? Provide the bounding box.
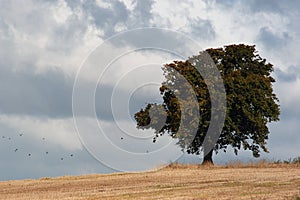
[134,44,280,164]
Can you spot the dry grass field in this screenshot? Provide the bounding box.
[0,163,299,200]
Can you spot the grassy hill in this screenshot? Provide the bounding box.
[0,163,299,199]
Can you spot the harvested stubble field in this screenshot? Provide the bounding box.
[0,163,299,200]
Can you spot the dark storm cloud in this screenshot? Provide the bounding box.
[0,66,73,118]
[257,27,291,49]
[247,0,300,14]
[0,63,136,121]
[0,0,299,180]
[64,0,156,38]
[0,0,132,120]
[107,28,188,52]
[246,0,282,13]
[85,0,129,37]
[131,0,154,27]
[96,81,164,123]
[94,83,122,121]
[188,17,216,41]
[214,0,300,14]
[65,0,164,43]
[64,0,130,38]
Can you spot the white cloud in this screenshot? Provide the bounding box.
[95,0,113,10]
[0,0,103,77]
[0,115,82,151]
[51,0,73,24]
[0,0,299,179]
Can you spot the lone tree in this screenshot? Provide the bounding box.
[134,44,280,165]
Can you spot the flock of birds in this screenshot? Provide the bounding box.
[2,133,151,160]
[1,133,74,161]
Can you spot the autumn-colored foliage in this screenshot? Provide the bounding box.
[135,44,280,164]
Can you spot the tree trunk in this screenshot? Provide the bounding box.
[202,149,214,165]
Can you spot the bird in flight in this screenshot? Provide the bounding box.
[4,132,76,161]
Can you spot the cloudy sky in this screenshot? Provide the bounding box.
[0,0,299,180]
